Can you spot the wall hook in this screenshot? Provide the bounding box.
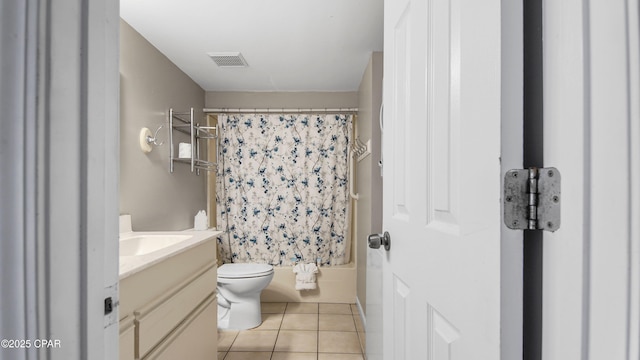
[139,126,164,153]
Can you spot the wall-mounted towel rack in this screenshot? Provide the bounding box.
[349,146,360,200]
[351,138,371,162]
[169,108,218,174]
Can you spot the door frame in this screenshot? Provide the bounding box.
[541,0,640,358]
[500,0,525,358]
[0,1,120,359]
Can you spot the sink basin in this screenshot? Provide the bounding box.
[120,235,192,256]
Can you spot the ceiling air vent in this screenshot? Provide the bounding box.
[207,52,248,68]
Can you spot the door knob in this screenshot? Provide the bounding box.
[368,231,391,251]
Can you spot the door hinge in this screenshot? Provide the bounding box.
[504,167,561,232]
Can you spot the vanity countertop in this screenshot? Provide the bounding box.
[119,230,221,280]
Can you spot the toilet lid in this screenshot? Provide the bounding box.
[218,263,274,278]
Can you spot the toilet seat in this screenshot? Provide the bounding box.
[218,263,274,279]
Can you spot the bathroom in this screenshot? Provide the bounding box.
[119,2,383,359]
[6,0,640,359]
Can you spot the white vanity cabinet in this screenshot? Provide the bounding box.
[119,234,218,360]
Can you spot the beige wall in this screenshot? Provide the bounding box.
[205,91,358,109]
[120,20,206,230]
[355,52,384,314]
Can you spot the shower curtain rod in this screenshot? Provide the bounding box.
[203,107,358,114]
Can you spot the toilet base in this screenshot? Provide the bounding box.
[217,293,262,330]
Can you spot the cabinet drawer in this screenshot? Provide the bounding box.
[143,296,217,360]
[136,265,216,358]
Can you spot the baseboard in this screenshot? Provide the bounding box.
[355,296,367,330]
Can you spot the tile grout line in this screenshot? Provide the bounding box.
[352,312,364,355]
[226,331,239,355]
[268,315,279,360]
[269,302,289,360]
[317,306,323,356]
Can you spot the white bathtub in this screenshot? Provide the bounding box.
[260,262,357,304]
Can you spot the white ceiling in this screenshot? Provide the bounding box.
[120,0,384,92]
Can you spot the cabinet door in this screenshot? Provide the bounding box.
[146,297,217,360]
[137,265,216,357]
[119,316,135,360]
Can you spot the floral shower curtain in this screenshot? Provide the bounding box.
[216,113,353,266]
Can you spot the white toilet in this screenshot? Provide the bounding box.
[217,263,274,330]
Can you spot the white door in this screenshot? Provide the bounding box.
[542,0,640,358]
[381,0,522,358]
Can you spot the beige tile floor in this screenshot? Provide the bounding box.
[218,302,366,360]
